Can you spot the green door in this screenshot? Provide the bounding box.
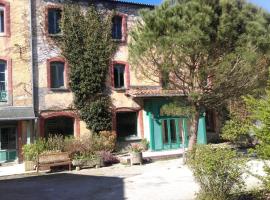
[152,117,188,151]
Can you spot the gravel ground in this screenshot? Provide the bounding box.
[0,158,264,200]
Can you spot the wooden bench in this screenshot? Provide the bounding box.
[36,152,71,173]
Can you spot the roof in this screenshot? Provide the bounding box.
[126,86,184,98]
[0,107,36,121]
[108,0,155,7]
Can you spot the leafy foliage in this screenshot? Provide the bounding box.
[245,90,270,160]
[129,0,270,148]
[61,4,115,133]
[221,113,253,147]
[187,145,246,200]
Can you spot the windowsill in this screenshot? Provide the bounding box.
[112,38,126,43]
[49,88,70,92]
[0,33,8,37]
[118,135,141,142]
[113,87,127,92]
[48,33,63,37]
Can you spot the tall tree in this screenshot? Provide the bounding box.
[61,4,115,133]
[129,0,270,149]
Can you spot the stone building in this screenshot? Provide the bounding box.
[0,0,218,163]
[0,0,35,163]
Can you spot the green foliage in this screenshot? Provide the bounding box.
[245,90,270,160]
[129,0,270,148]
[22,138,47,161]
[160,100,196,118]
[61,4,115,133]
[140,138,149,151]
[187,145,246,200]
[221,113,253,147]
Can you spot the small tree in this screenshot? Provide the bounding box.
[129,0,270,149]
[61,4,115,133]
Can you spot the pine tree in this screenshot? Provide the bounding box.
[129,0,270,149]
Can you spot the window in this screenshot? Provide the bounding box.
[116,112,137,139]
[206,110,215,132]
[0,127,16,150]
[45,116,74,138]
[0,60,7,102]
[112,15,123,40]
[48,8,62,35]
[114,64,125,88]
[0,6,4,33]
[50,61,64,88]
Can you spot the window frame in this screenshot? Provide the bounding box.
[112,13,127,42]
[0,1,10,37]
[0,57,12,104]
[111,61,130,90]
[47,57,69,91]
[45,5,63,36]
[116,111,138,140]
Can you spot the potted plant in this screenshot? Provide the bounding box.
[72,153,103,170]
[128,143,143,165]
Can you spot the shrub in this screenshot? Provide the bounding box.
[128,143,144,153]
[187,145,246,200]
[99,131,117,152]
[221,114,253,147]
[98,151,119,166]
[46,134,66,152]
[22,138,47,161]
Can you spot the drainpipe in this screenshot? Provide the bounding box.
[29,0,38,140]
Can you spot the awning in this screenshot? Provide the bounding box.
[0,107,36,121]
[126,86,184,98]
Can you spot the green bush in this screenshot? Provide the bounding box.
[22,138,47,161]
[221,114,253,147]
[187,145,246,200]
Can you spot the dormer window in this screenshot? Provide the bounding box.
[48,8,62,35]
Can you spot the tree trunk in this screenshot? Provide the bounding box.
[188,110,200,151]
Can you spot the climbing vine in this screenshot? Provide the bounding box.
[60,4,115,133]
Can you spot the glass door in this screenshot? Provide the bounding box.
[0,127,17,162]
[161,118,180,150]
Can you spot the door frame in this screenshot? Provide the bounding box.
[151,117,189,151]
[0,126,18,162]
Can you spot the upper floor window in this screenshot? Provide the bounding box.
[0,60,7,102]
[48,8,62,35]
[0,6,4,33]
[112,16,123,40]
[114,64,125,88]
[50,61,64,89]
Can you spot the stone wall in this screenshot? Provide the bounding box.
[0,0,33,107]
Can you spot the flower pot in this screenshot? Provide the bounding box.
[130,152,143,165]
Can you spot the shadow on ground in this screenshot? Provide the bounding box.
[0,173,124,200]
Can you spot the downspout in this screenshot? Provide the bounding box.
[29,0,37,140]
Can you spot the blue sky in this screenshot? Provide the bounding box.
[128,0,270,12]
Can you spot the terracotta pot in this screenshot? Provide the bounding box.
[130,152,143,165]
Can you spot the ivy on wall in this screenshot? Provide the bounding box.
[60,4,116,133]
